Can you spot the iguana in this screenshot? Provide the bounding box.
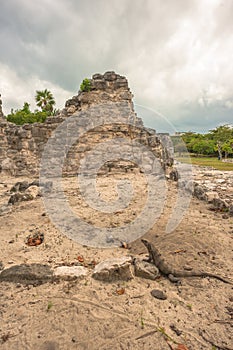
[141,239,232,284]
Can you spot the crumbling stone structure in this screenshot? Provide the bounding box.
[0,94,4,121]
[0,72,173,177]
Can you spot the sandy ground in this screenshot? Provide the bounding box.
[0,172,232,350]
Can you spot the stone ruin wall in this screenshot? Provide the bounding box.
[0,72,173,177]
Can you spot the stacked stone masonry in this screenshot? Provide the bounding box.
[192,167,233,214]
[0,72,173,177]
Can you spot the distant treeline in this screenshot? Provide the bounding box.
[172,125,233,160]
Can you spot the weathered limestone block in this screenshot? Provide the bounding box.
[205,191,219,202]
[92,80,106,90]
[53,266,88,280]
[92,256,133,282]
[1,157,15,174]
[25,185,41,199]
[193,183,206,201]
[67,105,77,114]
[134,257,160,280]
[92,73,103,80]
[103,71,118,81]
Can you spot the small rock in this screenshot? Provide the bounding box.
[168,274,181,283]
[53,266,88,280]
[193,184,206,201]
[134,257,160,280]
[169,169,179,181]
[150,289,167,300]
[212,198,228,210]
[170,324,182,336]
[205,191,219,202]
[229,205,233,216]
[0,204,12,216]
[222,214,229,219]
[92,256,133,282]
[25,185,40,199]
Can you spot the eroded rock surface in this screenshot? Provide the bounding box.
[92,256,133,281]
[134,257,160,280]
[53,266,88,280]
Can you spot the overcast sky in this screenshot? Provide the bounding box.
[0,0,233,133]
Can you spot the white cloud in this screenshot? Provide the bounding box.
[0,63,72,114]
[0,0,232,131]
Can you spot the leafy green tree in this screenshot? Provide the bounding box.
[7,102,47,125]
[181,132,204,153]
[192,139,216,155]
[35,89,55,115]
[176,125,233,159]
[222,139,233,159]
[80,78,91,92]
[209,125,233,160]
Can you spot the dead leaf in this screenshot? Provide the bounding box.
[120,241,129,249]
[26,232,44,246]
[115,210,123,214]
[77,256,84,263]
[171,249,186,254]
[116,288,125,295]
[176,344,189,350]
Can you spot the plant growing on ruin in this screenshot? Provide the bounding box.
[35,89,55,115]
[80,78,91,92]
[6,102,47,125]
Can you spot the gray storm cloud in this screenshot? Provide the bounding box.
[0,0,232,132]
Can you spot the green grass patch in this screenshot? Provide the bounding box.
[176,155,233,171]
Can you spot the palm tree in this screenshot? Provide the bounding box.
[35,89,55,115]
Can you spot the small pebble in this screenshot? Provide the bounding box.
[150,289,167,300]
[170,324,182,336]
